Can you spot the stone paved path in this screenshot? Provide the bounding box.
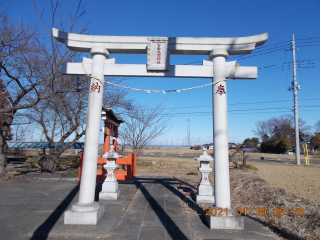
[111,178,194,240]
[0,175,280,240]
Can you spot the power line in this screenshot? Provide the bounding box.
[121,106,320,119]
[103,39,320,94]
[295,36,320,41]
[105,38,320,70]
[143,98,320,110]
[228,46,291,61]
[121,58,319,94]
[156,105,320,116]
[106,41,319,72]
[295,44,320,48]
[159,107,291,115]
[187,118,190,147]
[154,108,320,118]
[176,40,295,65]
[155,110,294,118]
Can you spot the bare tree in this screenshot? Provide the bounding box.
[23,75,132,172]
[229,145,249,169]
[23,76,87,171]
[0,1,90,176]
[119,102,172,156]
[0,76,12,140]
[253,114,311,142]
[315,119,320,133]
[102,80,131,110]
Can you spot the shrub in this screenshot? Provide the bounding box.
[136,162,152,167]
[186,171,198,175]
[240,164,258,170]
[276,139,293,153]
[260,140,277,153]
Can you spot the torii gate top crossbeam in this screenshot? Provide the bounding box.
[53,28,268,55]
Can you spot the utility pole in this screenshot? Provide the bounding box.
[187,118,190,147]
[289,33,301,165]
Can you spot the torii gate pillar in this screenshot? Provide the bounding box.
[207,49,244,229]
[211,49,230,209]
[64,46,108,225]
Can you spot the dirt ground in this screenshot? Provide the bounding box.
[250,161,320,207]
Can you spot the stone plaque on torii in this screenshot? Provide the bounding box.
[53,28,268,228]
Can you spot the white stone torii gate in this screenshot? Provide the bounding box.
[53,28,268,227]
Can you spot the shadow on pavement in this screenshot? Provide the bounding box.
[174,177,206,215]
[94,182,102,202]
[29,184,79,240]
[137,178,190,239]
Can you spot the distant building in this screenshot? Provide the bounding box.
[301,136,311,144]
[203,143,214,149]
[228,143,237,149]
[203,142,237,150]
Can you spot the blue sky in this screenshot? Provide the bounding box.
[4,0,320,145]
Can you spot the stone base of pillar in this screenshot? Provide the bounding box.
[196,194,215,204]
[99,189,120,200]
[64,202,104,225]
[205,207,244,230]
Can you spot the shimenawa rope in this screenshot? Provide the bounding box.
[82,62,239,93]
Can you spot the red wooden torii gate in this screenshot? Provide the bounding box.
[79,107,136,182]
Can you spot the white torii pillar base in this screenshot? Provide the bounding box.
[205,207,244,230]
[64,202,105,225]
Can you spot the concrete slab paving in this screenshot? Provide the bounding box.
[0,174,138,240]
[0,175,281,240]
[115,217,143,234]
[122,207,146,219]
[111,177,194,240]
[188,214,278,240]
[139,226,166,240]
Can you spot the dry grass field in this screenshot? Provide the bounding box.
[139,147,320,160]
[253,161,320,207]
